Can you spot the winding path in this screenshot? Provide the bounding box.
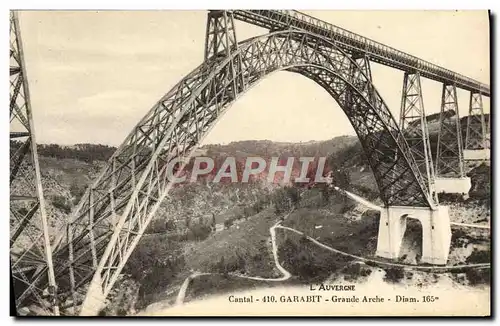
[174,218,292,306]
[172,185,490,306]
[276,225,490,271]
[333,186,383,212]
[173,211,490,306]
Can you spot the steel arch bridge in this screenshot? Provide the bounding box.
[10,10,490,316]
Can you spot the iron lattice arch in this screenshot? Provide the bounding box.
[10,11,59,315]
[43,29,435,314]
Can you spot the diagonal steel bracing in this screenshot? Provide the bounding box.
[205,10,238,58]
[21,10,491,315]
[204,11,245,101]
[465,91,487,150]
[41,25,435,315]
[435,83,465,177]
[230,10,490,96]
[399,71,438,205]
[9,11,59,316]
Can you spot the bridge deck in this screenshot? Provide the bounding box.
[232,10,490,97]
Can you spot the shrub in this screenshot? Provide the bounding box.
[243,206,256,218]
[188,223,212,241]
[51,195,71,214]
[465,268,490,286]
[466,249,490,264]
[140,255,186,295]
[125,234,185,286]
[383,267,405,283]
[224,219,234,229]
[438,193,466,203]
[213,252,247,275]
[279,237,344,281]
[342,263,372,281]
[273,186,301,214]
[147,219,177,234]
[69,183,86,205]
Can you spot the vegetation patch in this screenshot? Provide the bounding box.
[383,267,405,284]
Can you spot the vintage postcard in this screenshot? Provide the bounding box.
[9,9,491,317]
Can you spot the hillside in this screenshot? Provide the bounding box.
[10,112,491,315]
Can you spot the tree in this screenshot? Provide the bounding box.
[51,195,71,214]
[224,219,234,229]
[188,223,212,241]
[165,219,176,231]
[70,182,86,205]
[327,155,351,191]
[273,186,301,214]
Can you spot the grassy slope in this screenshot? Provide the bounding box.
[28,134,490,314]
[281,204,380,256]
[138,207,283,310]
[183,207,280,277]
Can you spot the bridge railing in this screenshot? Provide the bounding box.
[232,10,490,97]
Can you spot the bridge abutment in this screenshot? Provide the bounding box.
[434,176,471,195]
[376,206,451,265]
[463,149,490,161]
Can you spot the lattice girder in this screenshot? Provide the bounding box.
[10,11,59,315]
[40,30,435,315]
[205,10,238,59]
[399,71,437,205]
[435,83,464,176]
[465,91,487,150]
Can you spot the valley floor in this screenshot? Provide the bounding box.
[136,198,490,316]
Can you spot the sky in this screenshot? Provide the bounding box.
[16,10,490,146]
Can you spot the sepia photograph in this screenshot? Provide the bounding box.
[9,8,491,317]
